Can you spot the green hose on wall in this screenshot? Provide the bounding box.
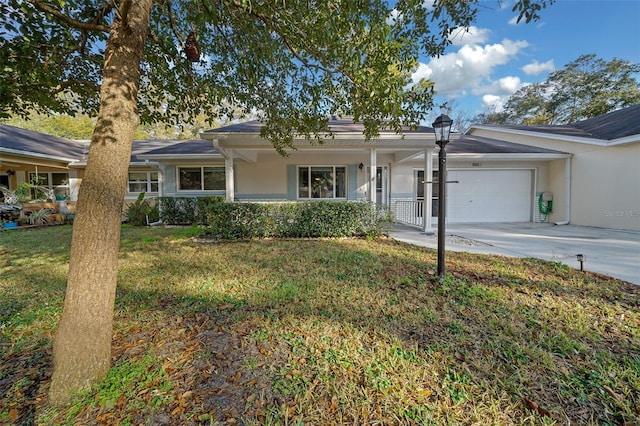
[538,193,553,222]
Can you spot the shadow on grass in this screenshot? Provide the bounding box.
[1,229,638,424]
[107,237,639,424]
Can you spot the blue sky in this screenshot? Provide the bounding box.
[412,0,640,117]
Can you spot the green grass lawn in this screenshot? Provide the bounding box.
[1,225,638,425]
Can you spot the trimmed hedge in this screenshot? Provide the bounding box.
[205,201,393,240]
[158,196,225,225]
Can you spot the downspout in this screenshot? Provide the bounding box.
[145,160,164,226]
[212,139,234,202]
[554,156,571,225]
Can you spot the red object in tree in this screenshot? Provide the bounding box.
[184,31,200,62]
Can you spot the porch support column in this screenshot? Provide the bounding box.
[225,148,235,202]
[423,148,434,234]
[369,148,377,203]
[213,139,235,202]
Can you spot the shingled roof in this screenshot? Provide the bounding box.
[137,139,220,159]
[0,124,87,161]
[482,104,640,141]
[204,117,434,136]
[448,135,565,155]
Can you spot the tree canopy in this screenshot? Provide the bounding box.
[477,54,640,125]
[2,1,553,146]
[1,0,554,405]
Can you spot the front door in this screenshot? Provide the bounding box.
[415,169,439,219]
[375,166,388,205]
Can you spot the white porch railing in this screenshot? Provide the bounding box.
[394,200,424,227]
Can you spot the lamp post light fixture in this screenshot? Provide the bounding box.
[432,113,453,280]
[576,254,585,272]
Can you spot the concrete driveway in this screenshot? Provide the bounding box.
[390,222,640,285]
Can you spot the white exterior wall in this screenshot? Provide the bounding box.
[391,158,554,224]
[570,144,640,230]
[470,128,640,231]
[548,159,568,224]
[235,154,287,200]
[233,151,395,201]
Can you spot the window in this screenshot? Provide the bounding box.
[298,166,346,199]
[178,167,225,191]
[28,172,69,200]
[128,171,158,193]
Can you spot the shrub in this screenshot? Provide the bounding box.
[124,193,159,226]
[157,196,224,225]
[206,201,393,240]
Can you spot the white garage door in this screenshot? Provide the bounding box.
[446,169,533,223]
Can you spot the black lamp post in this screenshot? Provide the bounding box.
[432,113,453,280]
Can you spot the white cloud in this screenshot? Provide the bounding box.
[386,9,402,26]
[422,0,436,12]
[479,77,528,111]
[508,15,521,26]
[522,59,555,75]
[412,39,529,97]
[481,76,524,96]
[482,94,504,111]
[449,26,491,47]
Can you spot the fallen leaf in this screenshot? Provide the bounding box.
[330,395,339,412]
[523,397,552,418]
[417,387,433,398]
[227,370,242,383]
[8,408,19,422]
[602,384,622,402]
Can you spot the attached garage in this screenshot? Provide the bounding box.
[447,169,534,223]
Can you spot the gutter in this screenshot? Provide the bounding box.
[212,139,229,159]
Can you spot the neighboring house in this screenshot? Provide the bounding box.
[0,123,182,206]
[2,105,638,231]
[468,105,640,231]
[0,124,87,203]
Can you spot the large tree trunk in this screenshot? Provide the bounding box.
[49,1,153,405]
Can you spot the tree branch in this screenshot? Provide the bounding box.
[26,0,111,33]
[165,1,185,44]
[222,0,356,86]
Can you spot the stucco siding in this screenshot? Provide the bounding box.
[469,127,640,231]
[571,144,640,230]
[548,159,567,224]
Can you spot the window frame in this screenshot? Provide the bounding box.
[177,166,226,192]
[28,171,70,200]
[127,171,159,194]
[297,165,347,200]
